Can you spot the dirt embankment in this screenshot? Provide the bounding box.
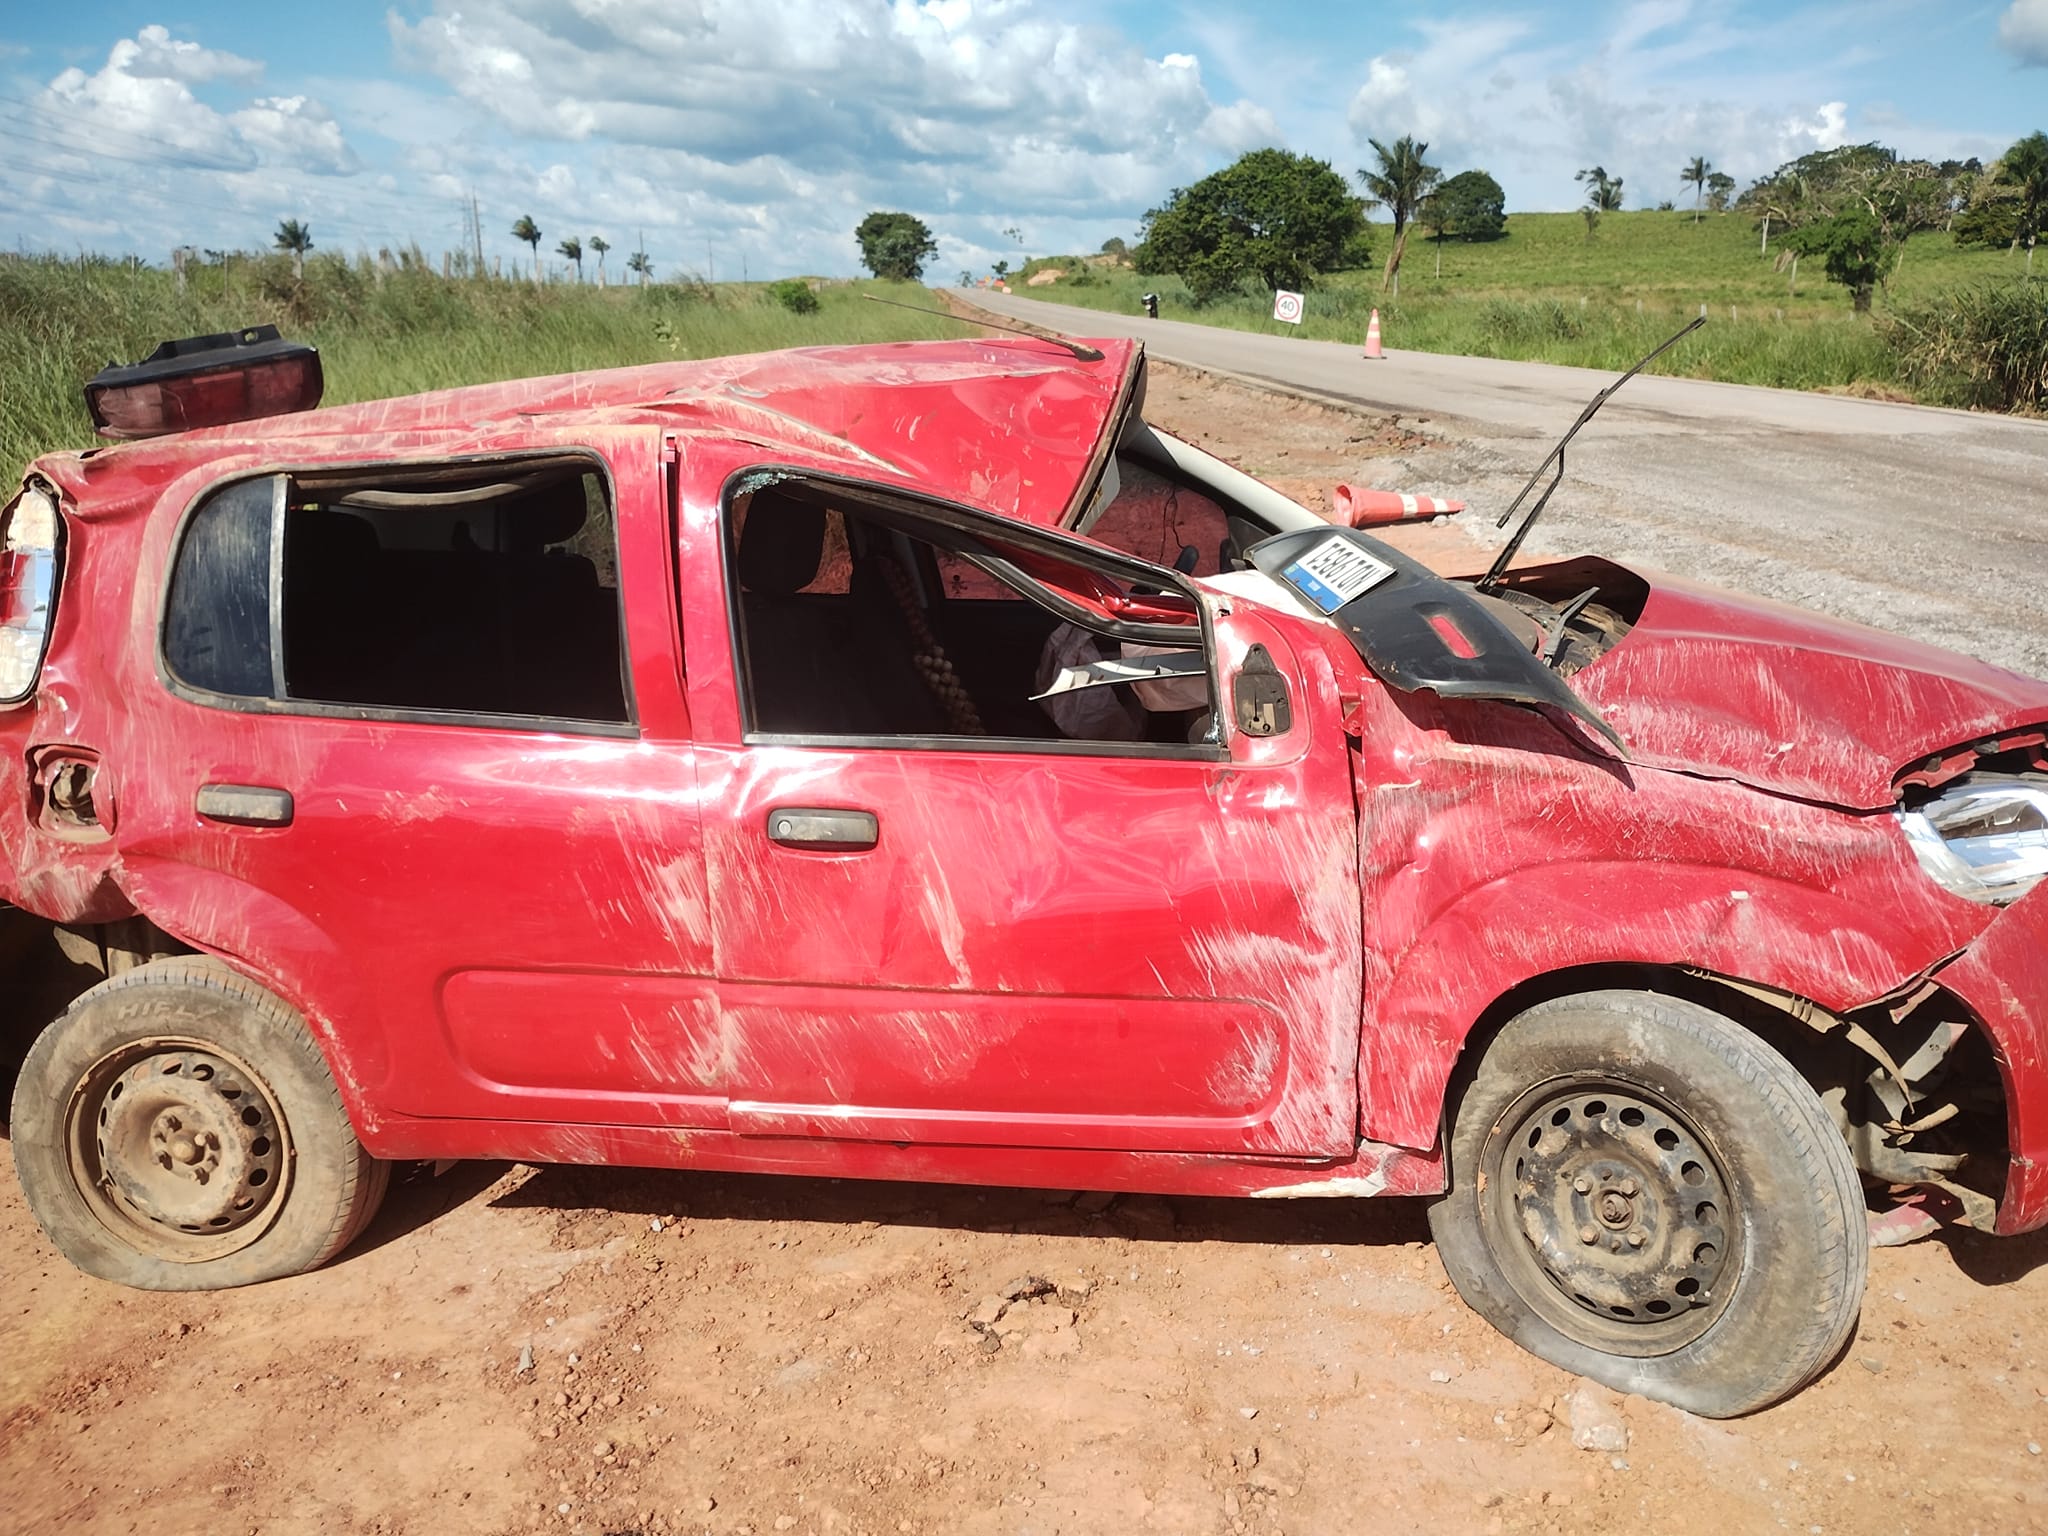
[4,367,2045,1536]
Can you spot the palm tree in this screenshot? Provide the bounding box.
[1682,155,1712,225]
[589,235,611,287]
[1359,135,1442,298]
[626,249,653,286]
[1577,166,1625,213]
[273,218,312,282]
[557,235,583,282]
[511,215,542,282]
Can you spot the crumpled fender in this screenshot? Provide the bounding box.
[1350,690,1995,1150]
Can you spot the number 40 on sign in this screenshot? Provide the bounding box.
[1272,290,1304,325]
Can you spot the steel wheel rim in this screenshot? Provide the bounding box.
[64,1036,293,1262]
[1480,1075,1740,1356]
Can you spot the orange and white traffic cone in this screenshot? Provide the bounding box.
[1363,308,1384,360]
[1332,485,1465,527]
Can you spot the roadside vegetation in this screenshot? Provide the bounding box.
[0,248,971,486]
[990,135,2048,413]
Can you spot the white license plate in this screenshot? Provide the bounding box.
[1281,536,1396,614]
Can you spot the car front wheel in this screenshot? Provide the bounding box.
[10,957,387,1290]
[1429,989,1866,1417]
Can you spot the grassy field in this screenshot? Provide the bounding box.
[1007,209,2041,396]
[0,253,975,486]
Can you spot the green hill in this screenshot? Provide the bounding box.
[1001,210,2040,399]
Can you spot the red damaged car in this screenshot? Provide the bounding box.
[3,325,2044,1417]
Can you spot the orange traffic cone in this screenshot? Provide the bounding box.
[1363,309,1384,359]
[1333,485,1465,527]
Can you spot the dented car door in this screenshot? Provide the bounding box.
[675,461,1365,1158]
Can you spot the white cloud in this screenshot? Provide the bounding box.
[1999,0,2048,66]
[1782,101,1848,154]
[9,29,380,255]
[124,24,263,86]
[388,0,1254,202]
[230,96,361,176]
[38,29,355,175]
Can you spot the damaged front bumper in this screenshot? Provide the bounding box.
[1940,880,2048,1235]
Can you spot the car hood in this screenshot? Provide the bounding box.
[1569,565,2048,809]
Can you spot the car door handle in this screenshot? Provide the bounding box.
[765,807,878,851]
[196,783,294,827]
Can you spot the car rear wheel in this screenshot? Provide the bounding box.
[1429,989,1866,1417]
[10,957,387,1290]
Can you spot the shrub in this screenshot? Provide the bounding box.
[770,279,820,315]
[1476,298,1588,345]
[1881,280,2048,413]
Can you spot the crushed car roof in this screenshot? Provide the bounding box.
[38,336,1142,530]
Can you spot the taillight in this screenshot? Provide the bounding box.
[85,326,322,440]
[0,483,61,705]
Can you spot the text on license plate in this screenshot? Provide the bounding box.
[1281,537,1396,614]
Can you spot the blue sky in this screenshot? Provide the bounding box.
[2,2,2043,281]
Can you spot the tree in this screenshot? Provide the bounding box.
[1576,167,1623,239]
[990,258,1010,282]
[854,212,938,281]
[1999,131,2048,275]
[1418,190,1451,278]
[1738,143,1972,297]
[1783,209,1891,312]
[1682,155,1713,225]
[1099,236,1129,260]
[1953,193,2022,251]
[1578,166,1625,213]
[557,236,583,282]
[512,215,542,282]
[1358,135,1441,297]
[589,235,611,287]
[1433,169,1507,240]
[273,218,312,282]
[626,249,652,286]
[1705,172,1737,213]
[1135,148,1368,305]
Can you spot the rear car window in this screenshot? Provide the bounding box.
[164,461,630,727]
[1083,458,1234,577]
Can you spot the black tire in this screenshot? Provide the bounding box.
[1428,989,1866,1417]
[9,957,387,1290]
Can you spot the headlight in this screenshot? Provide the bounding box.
[1898,776,2048,905]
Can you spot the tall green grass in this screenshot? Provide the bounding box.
[1,252,974,486]
[1883,281,2048,413]
[1011,210,2043,401]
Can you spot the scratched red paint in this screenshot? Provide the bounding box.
[4,335,2046,1235]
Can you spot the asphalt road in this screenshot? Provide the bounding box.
[968,289,2048,678]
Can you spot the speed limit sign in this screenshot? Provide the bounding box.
[1272,289,1305,324]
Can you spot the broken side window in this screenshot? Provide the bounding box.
[726,479,1213,751]
[164,458,631,728]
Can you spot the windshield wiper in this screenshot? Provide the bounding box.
[1476,316,1705,594]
